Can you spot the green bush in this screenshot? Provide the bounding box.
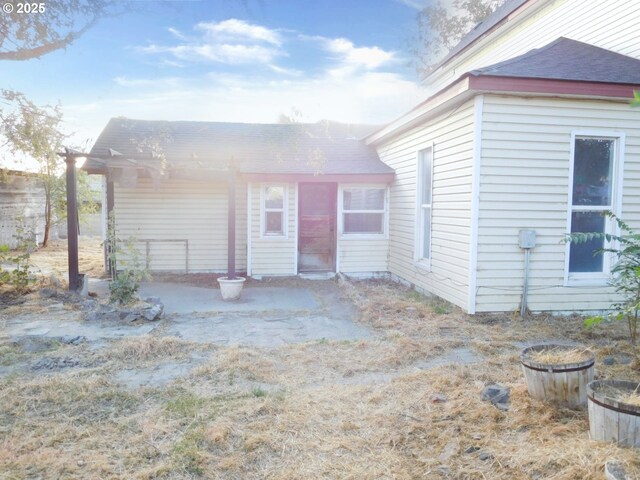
[0,224,36,294]
[568,212,640,345]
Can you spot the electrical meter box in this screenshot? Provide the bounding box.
[519,229,536,249]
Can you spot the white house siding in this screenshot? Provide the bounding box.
[338,238,389,274]
[249,182,297,276]
[376,99,476,310]
[113,178,247,272]
[430,0,640,93]
[475,95,640,312]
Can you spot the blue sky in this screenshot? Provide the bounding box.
[3,0,435,147]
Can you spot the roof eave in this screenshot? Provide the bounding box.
[425,0,545,84]
[365,76,475,146]
[366,74,639,146]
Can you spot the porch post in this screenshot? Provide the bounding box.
[62,150,80,291]
[105,175,115,277]
[227,168,236,280]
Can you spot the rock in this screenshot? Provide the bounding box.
[124,313,139,322]
[617,354,633,365]
[431,394,448,403]
[481,384,510,409]
[142,303,164,321]
[464,446,480,454]
[603,356,616,366]
[405,306,417,312]
[472,434,482,440]
[605,461,628,480]
[63,335,86,345]
[479,452,494,461]
[32,357,80,370]
[144,296,161,305]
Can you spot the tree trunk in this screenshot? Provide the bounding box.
[42,194,51,248]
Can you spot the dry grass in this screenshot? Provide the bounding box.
[30,237,107,279]
[1,278,640,479]
[525,346,593,365]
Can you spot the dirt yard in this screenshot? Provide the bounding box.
[1,249,640,478]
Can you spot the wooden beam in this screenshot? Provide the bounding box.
[64,154,80,291]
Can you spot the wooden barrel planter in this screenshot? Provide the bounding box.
[520,344,595,408]
[587,380,640,447]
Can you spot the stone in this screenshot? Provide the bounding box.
[481,384,510,409]
[479,452,494,461]
[405,307,417,312]
[64,335,86,345]
[431,394,448,403]
[605,461,628,480]
[142,303,164,321]
[144,296,161,305]
[603,356,616,366]
[464,446,480,454]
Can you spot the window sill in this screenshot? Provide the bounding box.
[414,259,431,272]
[340,233,387,240]
[565,275,609,287]
[259,234,289,241]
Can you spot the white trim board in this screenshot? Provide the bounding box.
[467,95,483,315]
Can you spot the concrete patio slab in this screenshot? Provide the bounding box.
[166,311,372,347]
[138,283,320,314]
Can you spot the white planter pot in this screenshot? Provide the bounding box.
[217,277,246,301]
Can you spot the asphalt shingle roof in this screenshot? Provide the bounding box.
[470,37,640,84]
[86,118,392,176]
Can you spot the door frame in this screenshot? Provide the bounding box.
[297,182,337,273]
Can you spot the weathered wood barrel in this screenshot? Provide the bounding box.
[520,344,595,408]
[588,380,640,447]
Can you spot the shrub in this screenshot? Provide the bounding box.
[568,212,640,346]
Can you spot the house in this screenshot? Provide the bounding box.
[84,121,394,277]
[85,0,640,314]
[365,0,640,314]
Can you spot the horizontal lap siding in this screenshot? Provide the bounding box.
[431,0,640,92]
[250,183,296,275]
[114,178,247,272]
[338,238,388,273]
[476,95,640,312]
[376,100,475,310]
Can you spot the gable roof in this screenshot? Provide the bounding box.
[470,37,640,84]
[430,0,534,73]
[86,118,393,177]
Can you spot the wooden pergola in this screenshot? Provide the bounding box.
[62,148,240,292]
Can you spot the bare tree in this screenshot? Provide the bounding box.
[414,0,506,79]
[0,0,127,61]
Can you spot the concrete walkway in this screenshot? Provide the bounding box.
[3,280,372,348]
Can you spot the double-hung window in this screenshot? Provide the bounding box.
[416,148,433,265]
[262,185,286,237]
[567,135,621,282]
[341,186,386,235]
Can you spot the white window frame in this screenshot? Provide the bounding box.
[415,146,433,269]
[338,184,388,238]
[564,131,625,286]
[260,184,288,239]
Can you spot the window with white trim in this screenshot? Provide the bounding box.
[262,185,286,236]
[341,187,386,235]
[416,148,432,263]
[568,136,619,279]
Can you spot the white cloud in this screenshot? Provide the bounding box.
[325,38,394,69]
[197,19,282,46]
[138,19,284,66]
[393,0,428,9]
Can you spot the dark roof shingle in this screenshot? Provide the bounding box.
[469,37,640,84]
[86,118,392,176]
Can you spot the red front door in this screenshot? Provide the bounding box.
[298,183,337,272]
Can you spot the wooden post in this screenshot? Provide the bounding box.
[64,152,80,291]
[105,176,115,277]
[227,169,236,280]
